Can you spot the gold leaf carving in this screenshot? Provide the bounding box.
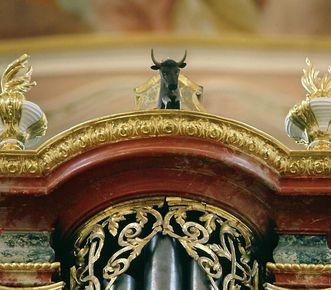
[301,58,331,98]
[72,197,258,290]
[0,111,330,177]
[0,54,36,99]
[0,281,65,290]
[0,262,60,271]
[267,262,331,273]
[0,55,47,150]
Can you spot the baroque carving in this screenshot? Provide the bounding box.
[267,262,331,273]
[163,199,258,290]
[0,282,65,290]
[0,54,47,150]
[0,262,60,271]
[286,58,331,149]
[71,197,259,290]
[301,58,331,99]
[0,111,330,176]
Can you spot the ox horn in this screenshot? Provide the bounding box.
[151,49,161,67]
[177,50,187,67]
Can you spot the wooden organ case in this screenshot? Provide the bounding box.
[0,55,331,290]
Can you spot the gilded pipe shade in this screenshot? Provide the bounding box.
[71,197,259,290]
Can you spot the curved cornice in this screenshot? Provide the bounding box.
[0,110,329,177]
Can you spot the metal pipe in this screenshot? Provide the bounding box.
[189,259,213,290]
[104,274,136,290]
[144,234,183,290]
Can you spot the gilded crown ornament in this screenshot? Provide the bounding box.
[0,54,47,150]
[285,58,331,150]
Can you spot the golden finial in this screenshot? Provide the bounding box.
[286,58,331,150]
[0,54,47,150]
[0,54,36,99]
[301,58,331,98]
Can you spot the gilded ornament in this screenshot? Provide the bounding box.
[265,263,331,290]
[0,262,62,290]
[71,197,258,290]
[266,262,331,273]
[301,58,331,99]
[0,54,47,150]
[0,282,65,290]
[285,58,331,149]
[0,262,60,271]
[0,110,330,176]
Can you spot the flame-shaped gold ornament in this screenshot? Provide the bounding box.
[0,54,47,150]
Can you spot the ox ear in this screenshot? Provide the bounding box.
[151,65,159,70]
[179,62,186,68]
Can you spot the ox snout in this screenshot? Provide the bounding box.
[168,83,178,91]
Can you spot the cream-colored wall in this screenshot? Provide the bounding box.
[1,40,330,149]
[2,1,331,149]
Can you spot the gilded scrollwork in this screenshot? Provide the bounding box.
[163,201,258,290]
[0,110,330,177]
[301,58,331,99]
[71,198,258,290]
[72,200,164,290]
[102,206,163,289]
[74,224,105,290]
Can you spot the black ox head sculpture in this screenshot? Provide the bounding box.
[151,49,187,109]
